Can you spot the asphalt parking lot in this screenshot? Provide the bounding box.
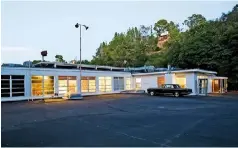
[2,94,238,147]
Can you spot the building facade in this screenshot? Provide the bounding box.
[1,63,228,102]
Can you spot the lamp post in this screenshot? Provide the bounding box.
[75,23,89,94]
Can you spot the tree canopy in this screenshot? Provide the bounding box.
[90,4,238,90]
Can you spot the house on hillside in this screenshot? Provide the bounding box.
[157,31,169,48]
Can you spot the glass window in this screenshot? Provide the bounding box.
[32,76,54,96]
[176,77,186,88]
[114,77,124,91]
[126,78,131,90]
[157,76,165,87]
[12,75,25,97]
[44,76,54,95]
[58,76,77,95]
[1,75,11,97]
[32,76,43,96]
[1,75,25,98]
[99,77,111,92]
[81,76,96,93]
[135,78,141,89]
[165,85,173,88]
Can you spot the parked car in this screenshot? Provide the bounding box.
[147,84,192,97]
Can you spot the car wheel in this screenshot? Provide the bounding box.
[174,92,180,97]
[150,91,155,96]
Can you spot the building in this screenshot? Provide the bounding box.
[1,62,228,102]
[157,31,169,48]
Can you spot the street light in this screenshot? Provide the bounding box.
[75,23,89,94]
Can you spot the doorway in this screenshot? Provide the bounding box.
[198,79,208,95]
[212,79,227,93]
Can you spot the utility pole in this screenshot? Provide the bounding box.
[75,23,89,94]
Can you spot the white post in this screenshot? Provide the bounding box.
[186,73,197,95]
[77,75,81,94]
[10,76,12,97]
[96,76,99,94]
[54,76,58,95]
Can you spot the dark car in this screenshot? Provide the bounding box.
[147,84,192,97]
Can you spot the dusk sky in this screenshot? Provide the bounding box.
[1,1,237,64]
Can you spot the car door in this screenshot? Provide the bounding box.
[167,84,174,94]
[163,84,170,94]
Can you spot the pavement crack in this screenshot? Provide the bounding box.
[77,118,161,146]
[160,118,206,147]
[105,103,131,113]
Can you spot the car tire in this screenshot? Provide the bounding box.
[174,92,180,97]
[150,91,155,96]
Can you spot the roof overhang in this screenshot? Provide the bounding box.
[132,71,167,76]
[212,76,228,79]
[171,69,217,75]
[132,69,217,76]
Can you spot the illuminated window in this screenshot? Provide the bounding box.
[44,76,54,95]
[135,78,141,89]
[114,77,124,91]
[176,77,186,88]
[32,76,43,96]
[126,78,131,90]
[58,76,77,95]
[32,76,54,96]
[81,77,96,93]
[99,77,112,92]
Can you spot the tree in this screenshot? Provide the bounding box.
[166,5,238,90]
[183,14,206,29]
[79,60,91,64]
[32,60,42,64]
[55,55,65,63]
[153,19,169,36]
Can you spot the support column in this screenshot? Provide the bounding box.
[207,76,212,93]
[111,77,114,92]
[25,70,31,98]
[186,73,197,95]
[10,76,12,97]
[77,75,81,93]
[96,76,99,93]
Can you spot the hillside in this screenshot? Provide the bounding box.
[90,4,238,90]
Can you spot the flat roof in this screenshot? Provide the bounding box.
[2,62,218,75]
[132,69,217,76]
[212,76,228,79]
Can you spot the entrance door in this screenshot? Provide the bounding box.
[212,79,220,93]
[198,79,208,95]
[157,76,165,88]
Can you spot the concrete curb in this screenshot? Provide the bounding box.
[43,98,68,103]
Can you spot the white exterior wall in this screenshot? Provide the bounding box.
[207,76,213,93]
[1,67,132,102]
[185,73,197,95]
[165,73,176,84]
[133,75,164,92]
